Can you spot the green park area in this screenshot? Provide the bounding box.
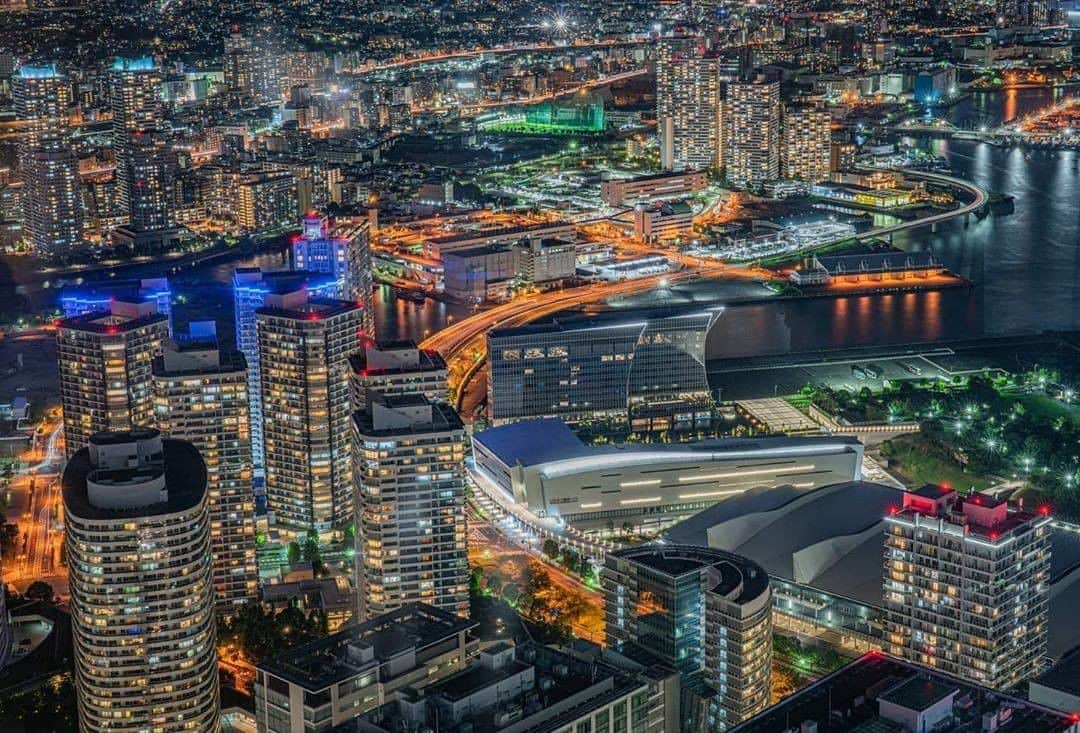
[802,366,1080,516]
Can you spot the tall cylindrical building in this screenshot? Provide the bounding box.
[63,427,219,733]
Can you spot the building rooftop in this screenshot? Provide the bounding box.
[474,418,862,482]
[610,544,771,605]
[664,481,903,606]
[878,675,957,712]
[255,297,360,321]
[349,341,446,377]
[733,653,1079,733]
[472,418,592,467]
[353,396,463,437]
[62,432,207,521]
[232,268,337,295]
[488,304,718,339]
[58,302,168,333]
[257,603,475,692]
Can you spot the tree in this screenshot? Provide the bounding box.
[287,542,301,565]
[542,539,559,559]
[25,580,54,603]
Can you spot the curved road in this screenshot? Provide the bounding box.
[421,169,987,421]
[854,169,988,241]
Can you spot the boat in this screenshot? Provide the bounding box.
[395,287,427,303]
[988,192,1015,215]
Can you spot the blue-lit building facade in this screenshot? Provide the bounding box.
[60,277,173,333]
[232,268,338,479]
[486,307,720,425]
[291,213,375,334]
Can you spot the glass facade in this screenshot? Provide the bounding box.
[487,309,718,424]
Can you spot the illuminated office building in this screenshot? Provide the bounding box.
[232,268,338,479]
[727,76,780,189]
[883,485,1051,690]
[604,545,772,731]
[57,299,170,457]
[781,105,831,183]
[13,63,82,256]
[63,428,219,733]
[487,307,719,424]
[257,296,363,536]
[292,213,374,335]
[354,393,468,619]
[153,324,257,615]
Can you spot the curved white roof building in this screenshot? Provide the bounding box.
[472,418,863,531]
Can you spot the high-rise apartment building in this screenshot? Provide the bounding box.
[224,32,284,104]
[604,545,772,732]
[349,339,448,412]
[13,63,82,256]
[109,55,163,140]
[153,324,257,615]
[60,277,173,332]
[57,299,170,457]
[657,49,723,172]
[109,56,163,223]
[292,213,374,334]
[122,129,175,232]
[12,63,70,157]
[236,171,297,231]
[63,428,219,733]
[232,268,338,480]
[727,76,781,190]
[257,296,363,536]
[781,105,831,183]
[883,485,1051,690]
[354,393,468,619]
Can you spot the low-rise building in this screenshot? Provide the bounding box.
[600,170,708,207]
[472,417,863,532]
[514,237,577,284]
[732,653,1080,733]
[253,604,478,733]
[632,200,695,242]
[353,641,675,733]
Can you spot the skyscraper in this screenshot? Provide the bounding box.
[109,56,164,226]
[153,323,257,615]
[727,76,781,190]
[122,129,175,232]
[883,485,1052,689]
[13,63,82,256]
[656,37,726,171]
[603,545,772,731]
[781,105,831,183]
[63,428,219,733]
[354,393,468,619]
[57,299,170,457]
[349,338,448,412]
[257,296,363,536]
[291,213,375,335]
[60,277,173,333]
[232,268,338,480]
